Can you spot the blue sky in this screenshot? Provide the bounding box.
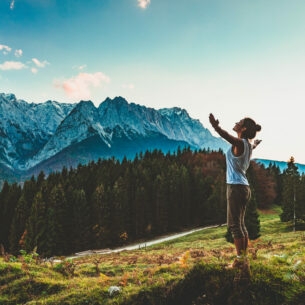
[1,0,305,163]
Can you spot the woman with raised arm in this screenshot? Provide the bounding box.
[209,113,261,280]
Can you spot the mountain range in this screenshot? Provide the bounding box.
[0,93,229,185]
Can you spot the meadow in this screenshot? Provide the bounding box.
[1,206,305,305]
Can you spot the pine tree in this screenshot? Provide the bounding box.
[281,157,300,226]
[70,188,91,252]
[266,162,283,205]
[45,184,67,256]
[112,177,129,245]
[297,175,305,225]
[9,195,29,254]
[245,188,261,239]
[205,174,226,225]
[0,181,10,248]
[25,191,48,254]
[91,184,112,248]
[0,183,21,250]
[154,174,169,234]
[9,177,38,254]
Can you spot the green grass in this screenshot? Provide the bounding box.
[1,206,305,304]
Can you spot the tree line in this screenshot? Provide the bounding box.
[0,149,303,257]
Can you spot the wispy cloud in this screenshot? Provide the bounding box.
[0,45,23,58]
[32,58,49,68]
[10,0,15,10]
[30,58,49,73]
[0,61,26,71]
[55,72,110,100]
[0,44,12,55]
[137,0,150,9]
[14,49,23,57]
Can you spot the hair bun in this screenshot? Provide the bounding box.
[256,124,261,132]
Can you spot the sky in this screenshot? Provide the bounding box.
[1,0,305,164]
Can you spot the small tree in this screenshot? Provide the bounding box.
[280,157,300,227]
[245,188,261,240]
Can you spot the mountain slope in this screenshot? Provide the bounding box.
[0,93,74,170]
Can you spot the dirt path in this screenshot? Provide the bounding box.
[68,224,224,259]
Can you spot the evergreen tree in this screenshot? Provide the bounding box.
[0,181,10,248]
[297,175,305,225]
[91,184,112,248]
[245,164,261,240]
[112,177,130,245]
[45,184,67,256]
[251,162,277,209]
[0,182,21,250]
[206,174,226,224]
[154,174,169,234]
[266,162,283,205]
[245,188,261,239]
[9,195,29,254]
[25,191,48,254]
[9,176,38,254]
[281,157,300,225]
[69,188,91,252]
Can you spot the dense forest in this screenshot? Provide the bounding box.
[0,148,304,257]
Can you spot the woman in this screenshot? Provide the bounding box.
[209,113,261,278]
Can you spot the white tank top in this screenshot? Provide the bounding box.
[225,138,252,185]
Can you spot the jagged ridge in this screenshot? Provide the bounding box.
[0,93,228,183]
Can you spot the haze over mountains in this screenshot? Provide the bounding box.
[0,93,230,184]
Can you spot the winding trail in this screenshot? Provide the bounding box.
[69,223,225,259]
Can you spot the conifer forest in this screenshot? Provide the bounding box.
[0,148,304,258]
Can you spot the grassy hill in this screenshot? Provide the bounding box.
[1,206,305,304]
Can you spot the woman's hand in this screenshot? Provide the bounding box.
[209,113,219,129]
[253,139,262,149]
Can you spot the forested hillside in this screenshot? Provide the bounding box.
[0,149,303,258]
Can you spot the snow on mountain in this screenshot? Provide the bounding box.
[24,100,111,169]
[0,93,229,182]
[28,100,75,135]
[98,97,228,152]
[158,107,220,148]
[0,93,74,169]
[98,96,165,136]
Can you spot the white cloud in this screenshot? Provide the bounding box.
[0,46,49,74]
[55,72,110,100]
[0,61,26,70]
[137,0,150,9]
[32,58,49,68]
[10,0,15,10]
[0,44,12,55]
[14,49,23,57]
